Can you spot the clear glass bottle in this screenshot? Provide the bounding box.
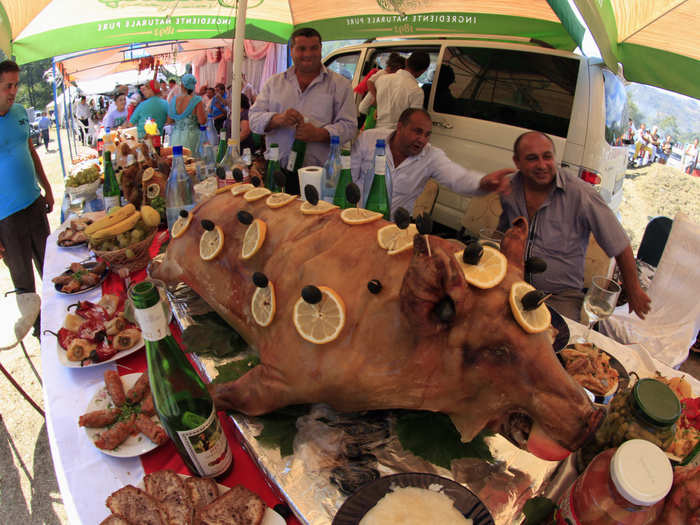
[129,281,233,478]
[556,440,672,525]
[217,139,243,185]
[321,135,342,202]
[333,147,352,208]
[165,145,194,232]
[102,150,122,212]
[365,138,391,219]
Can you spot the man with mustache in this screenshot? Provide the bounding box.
[351,107,513,217]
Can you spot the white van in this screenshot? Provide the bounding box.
[324,38,629,231]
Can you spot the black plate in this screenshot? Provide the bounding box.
[332,473,494,525]
[548,305,570,352]
[559,344,629,404]
[54,261,109,295]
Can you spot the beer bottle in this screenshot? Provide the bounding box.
[365,138,391,219]
[129,281,233,478]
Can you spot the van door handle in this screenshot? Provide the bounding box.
[432,119,453,129]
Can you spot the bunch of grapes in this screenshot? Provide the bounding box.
[66,165,101,187]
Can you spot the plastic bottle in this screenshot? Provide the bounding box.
[129,281,233,478]
[102,150,121,212]
[333,147,352,208]
[265,143,282,192]
[321,135,342,202]
[205,116,218,147]
[365,139,391,219]
[165,145,195,232]
[197,125,210,160]
[556,439,673,525]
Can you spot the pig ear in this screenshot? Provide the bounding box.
[399,235,466,336]
[501,216,528,271]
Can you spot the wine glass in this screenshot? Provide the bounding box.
[580,276,621,342]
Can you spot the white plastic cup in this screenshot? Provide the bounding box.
[298,166,324,201]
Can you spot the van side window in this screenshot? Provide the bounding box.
[602,69,629,146]
[325,52,361,82]
[435,47,579,137]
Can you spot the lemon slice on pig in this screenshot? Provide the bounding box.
[293,286,346,344]
[509,281,551,334]
[455,245,507,289]
[252,282,276,327]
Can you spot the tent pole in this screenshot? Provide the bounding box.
[230,0,247,150]
[52,58,67,181]
[61,75,74,162]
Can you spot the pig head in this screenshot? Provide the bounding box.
[154,192,602,459]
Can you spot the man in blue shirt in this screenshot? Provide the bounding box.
[37,111,51,151]
[0,61,54,305]
[209,83,228,133]
[127,79,168,139]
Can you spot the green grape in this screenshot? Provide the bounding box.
[131,229,144,243]
[124,248,136,259]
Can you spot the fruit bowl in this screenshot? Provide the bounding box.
[91,229,156,272]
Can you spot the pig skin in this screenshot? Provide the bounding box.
[154,192,602,454]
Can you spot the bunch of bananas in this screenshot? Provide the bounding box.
[87,204,161,255]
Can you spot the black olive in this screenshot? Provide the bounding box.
[273,503,291,520]
[232,167,243,182]
[393,207,411,230]
[273,170,286,190]
[94,330,106,343]
[88,349,100,363]
[367,279,382,294]
[525,256,547,274]
[345,182,361,206]
[301,285,322,304]
[237,210,253,225]
[415,212,433,235]
[179,209,189,218]
[201,219,215,231]
[434,296,455,322]
[251,175,261,187]
[215,166,226,179]
[252,272,268,288]
[304,184,319,206]
[462,241,483,265]
[521,290,551,311]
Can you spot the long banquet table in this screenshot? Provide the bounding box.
[40,227,699,524]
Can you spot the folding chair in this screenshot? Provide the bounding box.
[0,291,44,417]
[637,216,673,268]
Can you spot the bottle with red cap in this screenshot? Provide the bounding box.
[556,439,673,525]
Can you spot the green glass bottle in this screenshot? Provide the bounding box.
[265,143,282,192]
[102,150,122,212]
[363,106,377,130]
[365,139,391,219]
[215,129,227,164]
[129,281,233,478]
[333,148,352,208]
[285,139,306,178]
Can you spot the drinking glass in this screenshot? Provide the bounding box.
[580,276,621,342]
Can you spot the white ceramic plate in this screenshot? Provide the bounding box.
[57,334,144,368]
[84,373,164,458]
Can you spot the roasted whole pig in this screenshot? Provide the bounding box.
[154,192,603,460]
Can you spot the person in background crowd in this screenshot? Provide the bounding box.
[239,93,255,154]
[647,125,661,163]
[209,83,228,133]
[127,79,168,139]
[102,93,128,130]
[167,78,178,103]
[250,27,357,194]
[358,52,405,120]
[241,73,257,105]
[623,118,636,144]
[201,86,213,113]
[373,51,430,130]
[351,107,512,216]
[634,122,648,166]
[498,131,650,321]
[685,138,699,175]
[126,91,142,123]
[660,135,673,164]
[159,80,168,99]
[74,95,91,145]
[37,111,51,152]
[166,73,206,154]
[0,60,54,337]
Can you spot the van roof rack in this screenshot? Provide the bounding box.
[363,34,555,48]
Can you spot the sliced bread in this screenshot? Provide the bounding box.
[197,485,265,525]
[106,485,168,525]
[143,470,193,525]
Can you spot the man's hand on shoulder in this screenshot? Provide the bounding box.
[478,168,515,195]
[295,122,329,143]
[626,284,651,320]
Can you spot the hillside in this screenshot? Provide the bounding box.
[627,83,700,141]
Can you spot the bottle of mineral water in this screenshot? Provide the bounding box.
[165,145,194,232]
[129,281,233,478]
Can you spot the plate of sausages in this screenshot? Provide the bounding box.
[79,371,169,457]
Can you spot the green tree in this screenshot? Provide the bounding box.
[627,97,644,126]
[16,58,54,112]
[656,114,680,139]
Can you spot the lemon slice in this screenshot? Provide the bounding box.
[377,223,418,254]
[454,245,507,289]
[293,286,346,344]
[244,187,272,202]
[340,208,383,225]
[300,200,338,215]
[266,192,296,209]
[509,281,552,334]
[199,225,224,261]
[216,184,236,194]
[241,219,267,259]
[231,183,254,196]
[171,211,193,239]
[251,282,276,327]
[142,167,155,182]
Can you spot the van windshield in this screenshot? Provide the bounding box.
[434,47,579,137]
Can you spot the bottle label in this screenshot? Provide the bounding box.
[176,406,233,477]
[286,150,297,171]
[374,154,386,175]
[555,482,580,525]
[103,195,120,212]
[133,301,171,342]
[341,154,351,170]
[269,147,279,162]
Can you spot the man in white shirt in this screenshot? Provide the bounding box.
[351,108,513,217]
[373,51,430,130]
[74,95,91,145]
